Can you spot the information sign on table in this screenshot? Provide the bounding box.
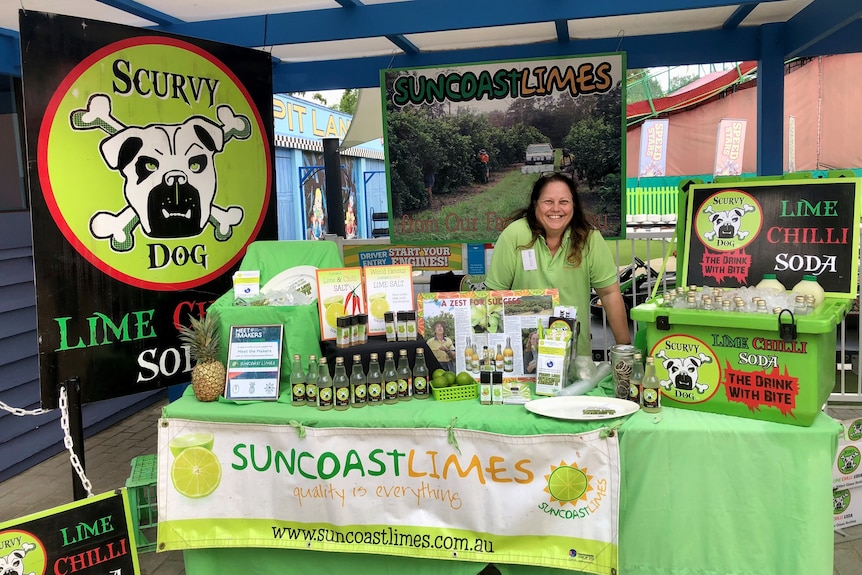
[225,325,284,401]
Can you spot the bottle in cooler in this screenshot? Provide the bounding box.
[756,273,786,292]
[791,275,825,309]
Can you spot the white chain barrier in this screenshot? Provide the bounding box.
[58,386,94,497]
[0,386,93,497]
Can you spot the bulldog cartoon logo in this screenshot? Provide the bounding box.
[70,93,251,252]
[0,542,36,575]
[702,203,755,241]
[656,349,712,394]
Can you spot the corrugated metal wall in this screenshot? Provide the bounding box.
[0,211,164,482]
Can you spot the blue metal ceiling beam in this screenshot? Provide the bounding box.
[784,0,862,59]
[722,4,757,30]
[96,0,185,26]
[555,20,569,44]
[159,0,787,47]
[272,26,762,92]
[333,0,419,54]
[800,17,862,57]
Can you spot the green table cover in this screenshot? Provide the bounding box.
[164,384,840,575]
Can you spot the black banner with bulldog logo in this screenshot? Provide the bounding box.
[20,11,277,408]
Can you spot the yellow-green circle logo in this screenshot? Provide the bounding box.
[694,190,762,252]
[39,37,270,290]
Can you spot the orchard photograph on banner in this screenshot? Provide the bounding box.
[20,11,277,407]
[381,54,626,244]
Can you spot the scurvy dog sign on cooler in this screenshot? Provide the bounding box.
[20,12,276,407]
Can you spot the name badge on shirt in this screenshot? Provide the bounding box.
[521,249,537,271]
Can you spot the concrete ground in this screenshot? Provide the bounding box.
[1,397,861,575]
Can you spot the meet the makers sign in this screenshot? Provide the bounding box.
[20,11,277,408]
[381,54,626,245]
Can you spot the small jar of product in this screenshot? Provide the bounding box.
[396,311,410,341]
[336,316,351,348]
[349,315,360,346]
[356,314,368,345]
[384,311,396,342]
[405,311,417,341]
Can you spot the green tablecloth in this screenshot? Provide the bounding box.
[165,387,840,575]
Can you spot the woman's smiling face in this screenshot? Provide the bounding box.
[535,180,573,237]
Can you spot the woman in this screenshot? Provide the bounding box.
[524,330,539,374]
[485,173,630,359]
[426,320,456,371]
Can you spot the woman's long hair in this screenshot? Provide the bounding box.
[510,173,593,267]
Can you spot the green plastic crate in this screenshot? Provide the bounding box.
[126,454,158,553]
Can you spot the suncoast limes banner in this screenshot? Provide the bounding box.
[158,419,620,574]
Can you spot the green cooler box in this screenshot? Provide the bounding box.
[630,298,850,426]
[630,177,860,427]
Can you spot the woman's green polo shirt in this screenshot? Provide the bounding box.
[485,218,618,357]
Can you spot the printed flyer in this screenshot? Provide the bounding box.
[316,268,365,340]
[362,264,415,335]
[417,289,558,382]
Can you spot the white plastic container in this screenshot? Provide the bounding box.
[791,275,825,309]
[755,273,786,292]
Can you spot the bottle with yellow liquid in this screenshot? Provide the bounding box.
[503,337,514,372]
[396,348,413,401]
[366,353,383,406]
[350,354,367,408]
[464,336,473,372]
[289,354,305,406]
[382,351,399,404]
[642,356,661,413]
[413,348,430,399]
[317,357,333,411]
[304,355,319,407]
[333,356,350,411]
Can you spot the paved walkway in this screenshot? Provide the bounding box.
[1,397,862,575]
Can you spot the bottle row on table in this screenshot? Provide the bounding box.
[289,348,431,410]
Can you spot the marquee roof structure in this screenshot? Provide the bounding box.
[0,0,860,92]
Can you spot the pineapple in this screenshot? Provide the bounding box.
[178,313,225,402]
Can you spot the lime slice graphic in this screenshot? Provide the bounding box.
[547,466,588,503]
[370,298,390,320]
[169,432,214,457]
[325,303,341,329]
[171,446,222,498]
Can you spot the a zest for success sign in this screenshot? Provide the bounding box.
[20,11,276,407]
[158,420,621,574]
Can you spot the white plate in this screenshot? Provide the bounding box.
[524,396,639,421]
[261,265,318,299]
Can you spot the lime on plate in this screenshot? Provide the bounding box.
[171,446,222,499]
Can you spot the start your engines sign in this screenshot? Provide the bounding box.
[20,11,277,407]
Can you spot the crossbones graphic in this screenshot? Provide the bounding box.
[70,93,251,252]
[840,453,858,472]
[702,204,755,241]
[850,421,862,438]
[0,542,36,575]
[656,349,711,394]
[834,492,849,512]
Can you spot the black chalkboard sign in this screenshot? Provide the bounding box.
[682,179,861,295]
[0,490,139,575]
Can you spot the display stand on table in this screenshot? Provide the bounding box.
[208,240,344,388]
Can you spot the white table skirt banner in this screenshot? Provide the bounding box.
[157,418,621,574]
